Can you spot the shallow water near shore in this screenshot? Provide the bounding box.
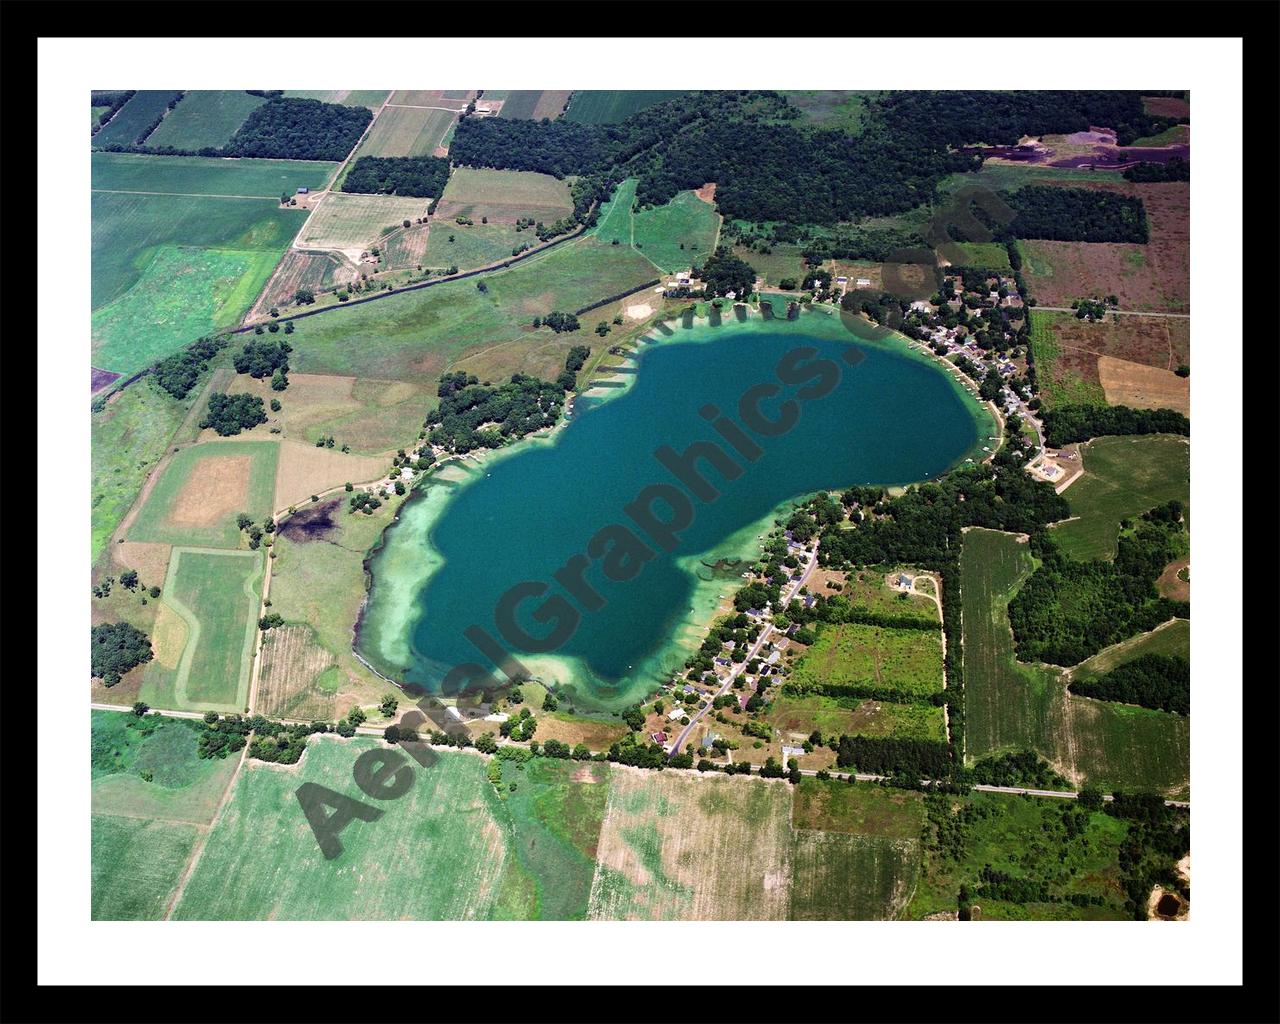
[359,307,991,711]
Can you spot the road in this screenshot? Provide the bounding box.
[667,547,819,757]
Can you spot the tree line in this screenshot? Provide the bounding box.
[343,155,451,198]
[1069,654,1189,715]
[1040,405,1190,446]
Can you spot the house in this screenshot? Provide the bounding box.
[651,731,668,745]
[683,683,696,694]
[700,732,720,750]
[855,277,871,287]
[766,651,781,665]
[296,186,309,194]
[897,573,912,589]
[782,745,806,760]
[803,595,816,608]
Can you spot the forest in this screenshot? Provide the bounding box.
[1001,186,1149,243]
[1040,404,1190,446]
[1069,654,1190,715]
[199,392,268,436]
[91,622,153,686]
[695,247,757,297]
[425,370,566,453]
[342,155,452,198]
[150,336,227,400]
[1008,513,1189,666]
[1124,158,1190,183]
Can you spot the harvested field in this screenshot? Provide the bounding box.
[256,624,338,720]
[790,830,919,920]
[249,250,352,320]
[274,440,388,510]
[1156,558,1190,601]
[174,740,510,920]
[1096,356,1189,416]
[497,90,573,120]
[388,90,470,108]
[228,371,427,454]
[587,768,793,921]
[1142,95,1190,118]
[524,713,630,751]
[382,223,431,270]
[1018,182,1188,312]
[297,193,430,256]
[112,540,172,585]
[169,455,251,526]
[352,105,457,159]
[435,167,573,225]
[127,440,278,549]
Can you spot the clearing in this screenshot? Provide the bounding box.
[296,193,431,258]
[434,167,574,225]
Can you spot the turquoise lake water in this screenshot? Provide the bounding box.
[359,308,991,711]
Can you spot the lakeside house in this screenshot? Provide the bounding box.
[651,731,668,745]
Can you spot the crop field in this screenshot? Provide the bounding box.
[588,768,794,920]
[1017,182,1188,313]
[490,758,612,920]
[1051,435,1189,561]
[93,245,283,376]
[788,622,944,700]
[380,223,431,270]
[297,193,431,254]
[591,178,639,244]
[960,529,1189,795]
[91,380,191,558]
[92,815,202,920]
[127,439,279,548]
[563,90,685,124]
[769,693,946,743]
[435,167,574,224]
[283,90,389,108]
[1096,356,1189,416]
[144,90,267,150]
[904,792,1133,920]
[1027,311,1109,410]
[227,372,428,454]
[173,740,511,919]
[388,90,470,108]
[351,105,457,159]
[936,163,1126,198]
[92,90,185,147]
[497,90,573,120]
[92,153,335,198]
[273,440,389,510]
[284,236,657,383]
[951,241,1012,270]
[248,250,351,319]
[141,548,264,712]
[255,623,338,720]
[1070,618,1190,682]
[422,221,525,270]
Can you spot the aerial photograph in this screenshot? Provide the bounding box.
[86,85,1196,924]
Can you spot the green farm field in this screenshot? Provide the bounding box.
[423,221,530,271]
[173,740,512,920]
[952,241,1012,271]
[351,105,455,158]
[92,245,282,376]
[1028,310,1109,410]
[496,90,573,120]
[436,167,573,224]
[788,622,944,700]
[297,193,430,252]
[563,90,686,124]
[92,815,202,920]
[92,90,184,147]
[141,548,264,712]
[144,90,267,150]
[960,529,1189,795]
[904,791,1133,920]
[284,236,657,383]
[127,439,279,548]
[1051,434,1190,561]
[92,152,335,198]
[91,380,191,558]
[592,179,721,273]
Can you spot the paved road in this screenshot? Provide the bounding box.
[668,548,818,757]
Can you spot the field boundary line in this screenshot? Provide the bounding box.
[91,188,280,200]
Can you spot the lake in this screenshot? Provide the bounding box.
[358,306,992,711]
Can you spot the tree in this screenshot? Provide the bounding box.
[270,398,282,412]
[149,585,161,598]
[119,569,139,590]
[384,724,401,743]
[1078,787,1105,811]
[543,692,559,712]
[132,701,150,717]
[200,393,267,436]
[271,368,289,392]
[693,247,756,297]
[259,612,285,630]
[92,622,154,686]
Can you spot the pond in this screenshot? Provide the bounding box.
[358,306,992,711]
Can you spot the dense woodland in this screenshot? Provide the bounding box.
[200,392,267,436]
[91,622,153,686]
[425,369,567,453]
[1000,186,1149,243]
[150,336,227,400]
[1008,506,1189,666]
[1069,654,1190,715]
[695,247,757,296]
[343,155,451,198]
[1040,405,1190,446]
[1124,158,1189,183]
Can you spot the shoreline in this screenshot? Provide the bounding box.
[354,301,996,710]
